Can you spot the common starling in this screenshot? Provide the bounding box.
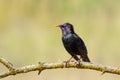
[57,23,90,62]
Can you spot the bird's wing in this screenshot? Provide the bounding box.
[74,34,88,54]
[74,34,90,62]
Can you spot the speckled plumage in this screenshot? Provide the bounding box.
[58,23,90,62]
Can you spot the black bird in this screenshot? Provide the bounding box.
[57,23,90,62]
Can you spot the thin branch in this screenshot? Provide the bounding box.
[0,57,15,71]
[0,57,120,79]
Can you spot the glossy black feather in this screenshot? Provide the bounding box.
[59,23,90,62]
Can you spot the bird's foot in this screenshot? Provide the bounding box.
[63,60,77,67]
[74,60,81,67]
[63,60,71,67]
[63,60,69,67]
[63,57,73,67]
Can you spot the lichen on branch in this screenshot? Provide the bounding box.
[0,57,120,79]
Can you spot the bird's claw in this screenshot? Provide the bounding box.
[63,60,70,67]
[74,60,81,67]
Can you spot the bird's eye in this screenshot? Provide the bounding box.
[61,25,65,28]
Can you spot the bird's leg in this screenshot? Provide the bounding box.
[74,56,82,66]
[76,56,82,66]
[63,57,73,67]
[67,57,73,62]
[79,56,82,62]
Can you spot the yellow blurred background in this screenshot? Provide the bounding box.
[0,0,120,80]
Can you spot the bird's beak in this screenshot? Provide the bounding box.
[56,25,62,27]
[56,25,60,27]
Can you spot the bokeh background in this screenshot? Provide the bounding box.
[0,0,120,80]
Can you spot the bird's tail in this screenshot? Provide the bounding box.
[81,54,90,62]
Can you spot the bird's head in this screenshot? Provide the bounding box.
[57,23,75,35]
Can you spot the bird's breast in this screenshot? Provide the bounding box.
[62,34,75,44]
[62,34,79,54]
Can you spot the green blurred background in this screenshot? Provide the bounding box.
[0,0,120,80]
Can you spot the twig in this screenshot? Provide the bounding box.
[0,57,120,79]
[0,57,15,71]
